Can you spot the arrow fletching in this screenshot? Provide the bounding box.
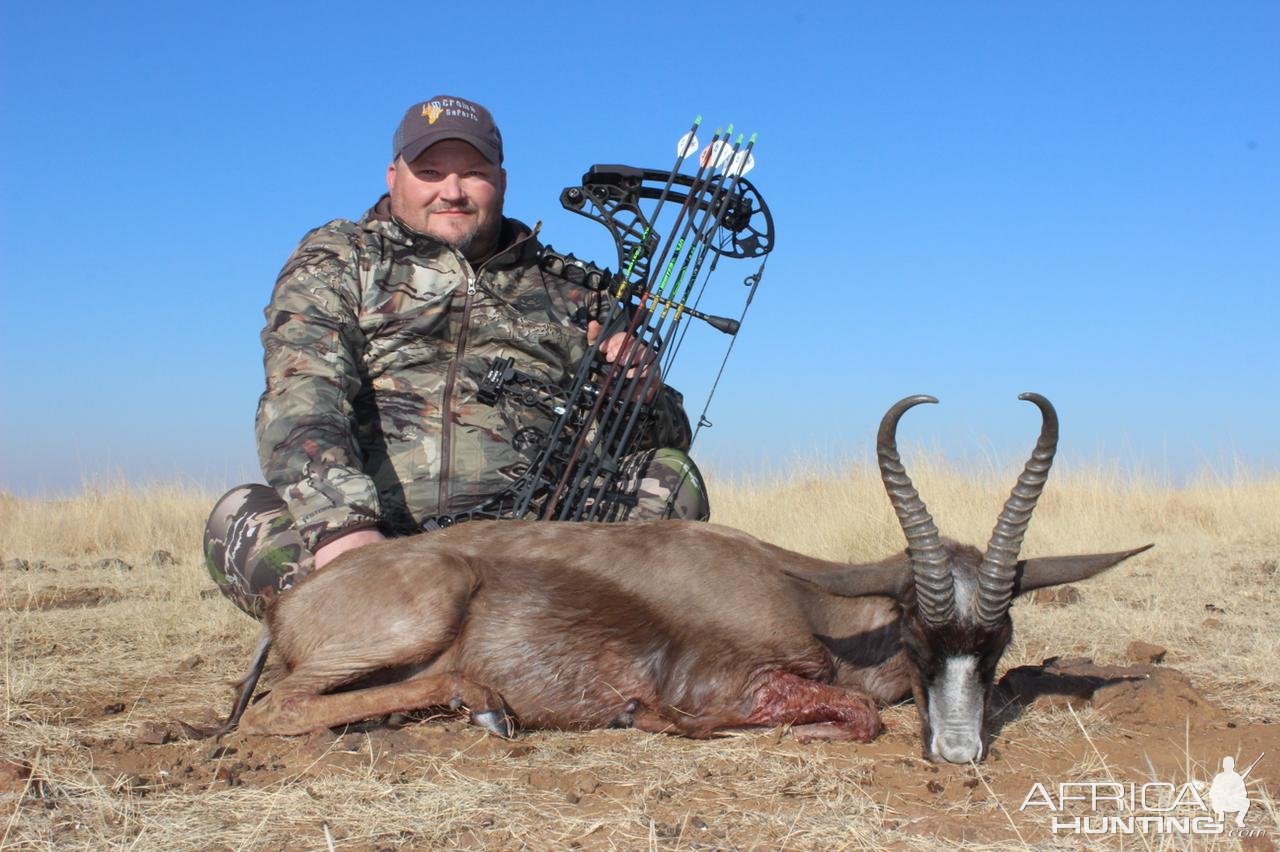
[700,140,733,171]
[676,131,699,160]
[725,150,756,177]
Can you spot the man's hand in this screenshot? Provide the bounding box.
[314,528,386,570]
[587,321,662,398]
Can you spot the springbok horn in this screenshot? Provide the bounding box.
[878,394,954,625]
[976,393,1059,626]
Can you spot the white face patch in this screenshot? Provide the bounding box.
[927,654,985,763]
[952,571,977,620]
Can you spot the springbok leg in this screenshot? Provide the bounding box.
[214,628,272,737]
[741,670,882,742]
[239,672,512,737]
[627,670,882,741]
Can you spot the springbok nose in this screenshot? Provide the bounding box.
[935,734,982,764]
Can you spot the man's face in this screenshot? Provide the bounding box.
[386,139,507,262]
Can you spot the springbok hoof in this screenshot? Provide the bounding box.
[471,709,515,738]
[609,698,641,728]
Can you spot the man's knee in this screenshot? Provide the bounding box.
[203,483,315,619]
[629,448,710,521]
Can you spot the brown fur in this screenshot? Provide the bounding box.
[237,518,1147,758]
[239,520,907,739]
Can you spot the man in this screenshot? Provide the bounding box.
[205,95,708,618]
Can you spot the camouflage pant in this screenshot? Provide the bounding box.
[203,447,709,619]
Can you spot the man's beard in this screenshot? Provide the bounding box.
[444,224,477,255]
[425,203,501,261]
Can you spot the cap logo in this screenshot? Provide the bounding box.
[397,96,501,164]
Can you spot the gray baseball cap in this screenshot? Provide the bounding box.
[392,95,503,165]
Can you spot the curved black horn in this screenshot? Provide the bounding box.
[877,395,954,625]
[976,393,1059,626]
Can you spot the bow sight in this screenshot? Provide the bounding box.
[425,120,775,530]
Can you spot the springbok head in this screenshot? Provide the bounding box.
[793,394,1151,763]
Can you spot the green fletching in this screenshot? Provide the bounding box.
[749,132,758,144]
[694,115,702,125]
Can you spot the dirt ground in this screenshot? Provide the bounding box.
[2,473,1278,849]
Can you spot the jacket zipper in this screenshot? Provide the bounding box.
[437,258,475,513]
[436,225,541,513]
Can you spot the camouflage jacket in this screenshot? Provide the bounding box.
[257,196,687,551]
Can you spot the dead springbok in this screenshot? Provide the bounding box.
[225,393,1150,762]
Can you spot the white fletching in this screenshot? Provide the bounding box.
[725,150,756,177]
[699,140,732,171]
[676,131,699,160]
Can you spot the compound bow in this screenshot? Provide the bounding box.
[423,118,775,529]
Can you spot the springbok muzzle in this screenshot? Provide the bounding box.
[927,655,985,763]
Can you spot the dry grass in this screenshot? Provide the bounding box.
[1,460,1277,849]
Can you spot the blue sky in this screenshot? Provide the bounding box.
[1,2,1276,495]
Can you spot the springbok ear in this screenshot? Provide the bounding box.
[1014,544,1154,595]
[783,563,909,598]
